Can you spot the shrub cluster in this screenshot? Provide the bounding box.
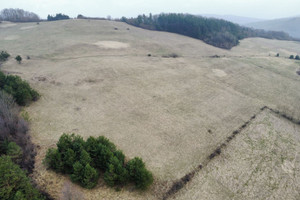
[44,133,153,190]
[0,71,40,106]
[290,55,300,60]
[0,51,10,61]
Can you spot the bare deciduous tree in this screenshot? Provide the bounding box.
[0,8,40,22]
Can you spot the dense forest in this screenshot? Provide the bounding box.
[122,13,294,49]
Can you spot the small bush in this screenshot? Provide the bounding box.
[15,55,22,64]
[0,51,10,61]
[289,55,294,59]
[295,55,300,60]
[276,53,279,57]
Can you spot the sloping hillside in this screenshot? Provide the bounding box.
[247,17,300,39]
[0,20,299,200]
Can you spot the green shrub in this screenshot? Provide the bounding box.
[70,161,84,183]
[0,51,10,61]
[114,150,125,164]
[15,55,22,64]
[62,148,76,174]
[126,157,153,190]
[6,142,23,164]
[0,72,40,106]
[295,55,300,60]
[80,149,92,166]
[85,136,99,160]
[57,133,85,159]
[104,156,128,187]
[71,162,99,189]
[81,164,99,189]
[56,133,73,153]
[0,156,45,200]
[97,136,116,152]
[289,55,294,59]
[95,144,114,170]
[44,148,63,172]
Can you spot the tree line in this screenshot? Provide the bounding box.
[47,13,70,21]
[121,13,294,49]
[0,8,39,22]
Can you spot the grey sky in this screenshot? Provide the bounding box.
[1,0,300,20]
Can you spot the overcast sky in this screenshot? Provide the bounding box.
[1,0,300,20]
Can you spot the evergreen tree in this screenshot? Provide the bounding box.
[62,148,76,173]
[79,149,92,166]
[104,156,128,187]
[0,156,45,200]
[95,144,114,170]
[82,164,99,189]
[70,161,84,183]
[6,142,23,164]
[126,157,153,190]
[44,148,63,172]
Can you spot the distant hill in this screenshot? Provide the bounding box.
[122,13,294,49]
[247,17,300,39]
[201,14,265,25]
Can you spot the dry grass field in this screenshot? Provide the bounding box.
[0,19,299,199]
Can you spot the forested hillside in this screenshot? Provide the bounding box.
[122,13,294,49]
[247,17,300,39]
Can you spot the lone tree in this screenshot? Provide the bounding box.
[15,55,22,64]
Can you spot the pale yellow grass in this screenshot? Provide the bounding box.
[172,110,300,200]
[0,20,299,199]
[94,41,130,49]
